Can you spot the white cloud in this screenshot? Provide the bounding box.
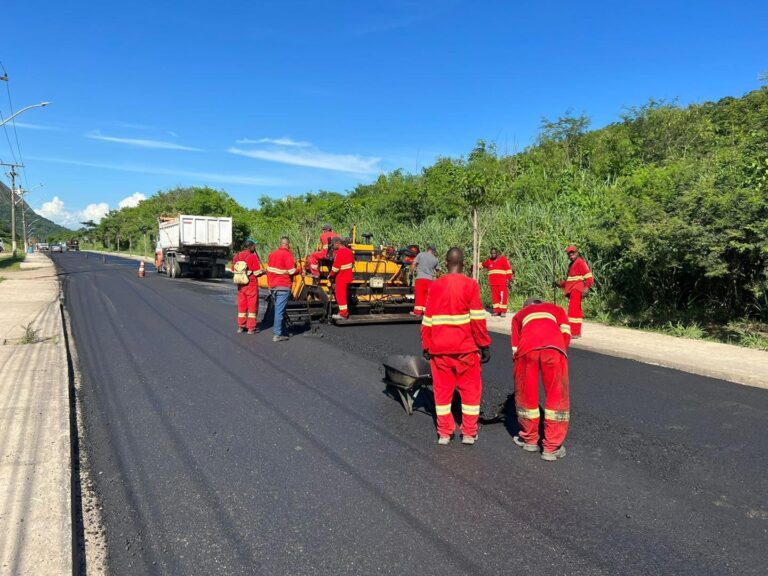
[27,155,287,187]
[86,130,203,151]
[12,121,63,131]
[36,196,111,228]
[118,192,147,209]
[229,146,381,174]
[236,137,312,147]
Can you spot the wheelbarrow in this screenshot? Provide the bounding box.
[382,354,433,415]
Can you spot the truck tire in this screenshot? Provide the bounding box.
[170,256,181,278]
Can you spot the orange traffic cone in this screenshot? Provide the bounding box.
[138,261,145,278]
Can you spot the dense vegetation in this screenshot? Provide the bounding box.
[81,87,768,339]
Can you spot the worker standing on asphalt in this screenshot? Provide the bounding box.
[421,247,491,446]
[410,244,438,316]
[267,236,298,342]
[232,239,264,334]
[557,245,593,338]
[511,298,572,460]
[481,248,514,317]
[329,236,354,319]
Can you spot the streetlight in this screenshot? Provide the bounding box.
[0,101,50,256]
[0,102,51,128]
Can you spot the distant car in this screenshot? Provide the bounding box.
[38,243,50,251]
[51,243,63,253]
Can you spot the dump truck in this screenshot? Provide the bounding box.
[156,215,233,278]
[258,226,420,326]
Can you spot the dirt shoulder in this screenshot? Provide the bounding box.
[486,314,768,390]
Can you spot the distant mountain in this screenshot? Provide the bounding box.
[0,181,71,242]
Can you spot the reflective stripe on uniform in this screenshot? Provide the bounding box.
[488,269,508,275]
[422,314,470,326]
[560,323,571,333]
[544,408,570,422]
[435,404,452,416]
[568,317,582,324]
[497,304,508,310]
[516,406,540,419]
[339,263,354,270]
[566,273,592,281]
[512,346,518,354]
[238,312,247,318]
[470,309,486,320]
[338,304,348,310]
[521,312,557,327]
[268,266,295,274]
[461,404,480,416]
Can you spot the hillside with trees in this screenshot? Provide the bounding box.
[0,182,71,243]
[85,87,768,342]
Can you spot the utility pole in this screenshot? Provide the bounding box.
[1,162,23,257]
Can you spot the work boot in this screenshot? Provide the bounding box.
[247,329,258,335]
[237,327,246,334]
[541,446,567,461]
[437,435,453,446]
[513,435,539,452]
[272,335,289,342]
[499,313,506,318]
[461,434,477,446]
[572,335,582,339]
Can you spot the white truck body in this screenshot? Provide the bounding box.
[158,215,232,249]
[157,215,233,278]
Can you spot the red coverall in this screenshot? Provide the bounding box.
[511,303,572,451]
[421,274,491,438]
[481,256,514,315]
[330,245,354,318]
[558,257,593,336]
[266,247,297,288]
[307,231,337,277]
[413,279,431,315]
[232,249,264,331]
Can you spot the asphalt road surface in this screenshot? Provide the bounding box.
[57,252,768,575]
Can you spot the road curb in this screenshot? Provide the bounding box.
[485,314,768,390]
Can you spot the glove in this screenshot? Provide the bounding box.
[422,350,431,361]
[480,347,491,364]
[552,281,561,289]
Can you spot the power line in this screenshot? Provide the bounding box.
[0,62,30,191]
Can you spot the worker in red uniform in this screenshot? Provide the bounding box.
[410,244,439,316]
[481,248,514,317]
[306,224,336,278]
[511,298,572,461]
[329,236,354,319]
[557,245,593,338]
[267,236,298,342]
[421,247,491,445]
[232,239,264,334]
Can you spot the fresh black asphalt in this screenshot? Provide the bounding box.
[56,252,768,575]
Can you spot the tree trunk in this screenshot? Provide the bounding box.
[472,207,480,280]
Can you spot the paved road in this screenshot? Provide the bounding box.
[57,252,768,575]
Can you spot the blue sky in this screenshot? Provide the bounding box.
[2,0,766,228]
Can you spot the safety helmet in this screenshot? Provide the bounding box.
[565,244,578,254]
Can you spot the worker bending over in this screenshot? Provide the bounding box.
[481,248,514,317]
[306,224,336,278]
[421,247,491,445]
[511,298,572,461]
[232,239,264,334]
[329,237,354,319]
[267,236,298,342]
[557,245,593,338]
[410,244,438,316]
